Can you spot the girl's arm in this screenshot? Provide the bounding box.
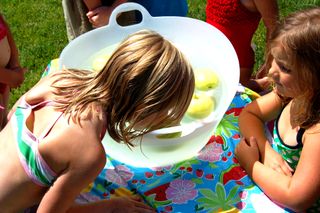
[239,91,293,175]
[36,118,155,213]
[253,0,279,78]
[237,130,320,211]
[0,15,26,86]
[7,73,53,120]
[239,91,282,157]
[0,66,25,88]
[254,0,279,41]
[2,14,21,69]
[35,116,106,213]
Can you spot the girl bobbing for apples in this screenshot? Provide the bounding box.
[0,30,194,212]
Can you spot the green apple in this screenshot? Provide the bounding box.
[156,131,182,139]
[92,54,111,72]
[195,68,219,91]
[186,93,214,119]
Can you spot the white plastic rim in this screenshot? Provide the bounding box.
[59,3,239,167]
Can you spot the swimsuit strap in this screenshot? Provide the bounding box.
[296,127,305,147]
[29,99,55,109]
[20,95,54,109]
[21,96,64,141]
[38,111,64,141]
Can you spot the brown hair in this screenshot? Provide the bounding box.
[268,7,320,128]
[52,30,195,145]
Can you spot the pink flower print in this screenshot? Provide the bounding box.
[105,165,133,186]
[115,165,134,181]
[151,165,172,171]
[165,179,198,204]
[236,201,246,210]
[198,142,223,162]
[239,191,248,200]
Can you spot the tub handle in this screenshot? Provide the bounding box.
[109,2,152,28]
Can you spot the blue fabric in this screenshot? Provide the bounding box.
[44,60,293,212]
[132,0,188,17]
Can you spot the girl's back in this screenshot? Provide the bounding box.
[0,72,105,211]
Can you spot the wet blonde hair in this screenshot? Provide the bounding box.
[52,30,195,145]
[268,7,320,128]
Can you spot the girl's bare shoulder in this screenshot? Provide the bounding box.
[42,113,106,171]
[24,71,63,104]
[305,123,320,137]
[301,123,320,152]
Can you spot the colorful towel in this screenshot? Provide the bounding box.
[46,60,291,213]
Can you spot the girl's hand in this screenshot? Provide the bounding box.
[69,195,156,213]
[255,63,268,79]
[86,6,112,28]
[7,66,27,88]
[235,137,260,174]
[262,145,293,176]
[107,196,156,213]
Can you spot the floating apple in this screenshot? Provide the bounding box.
[186,93,214,119]
[195,68,219,91]
[92,54,111,72]
[156,131,182,139]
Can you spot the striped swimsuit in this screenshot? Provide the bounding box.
[11,96,62,187]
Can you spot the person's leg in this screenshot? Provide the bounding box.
[62,0,93,41]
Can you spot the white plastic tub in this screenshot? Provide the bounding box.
[59,3,239,167]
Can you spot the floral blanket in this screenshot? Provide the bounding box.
[45,60,290,213]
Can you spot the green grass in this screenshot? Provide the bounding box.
[0,0,68,107]
[252,0,320,69]
[1,0,320,108]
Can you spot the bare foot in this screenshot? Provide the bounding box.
[255,63,268,79]
[256,76,271,89]
[245,77,271,93]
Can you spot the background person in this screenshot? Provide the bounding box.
[62,0,188,41]
[0,13,26,130]
[206,0,279,92]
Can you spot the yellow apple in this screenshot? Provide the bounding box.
[186,93,214,119]
[195,68,219,91]
[92,54,111,72]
